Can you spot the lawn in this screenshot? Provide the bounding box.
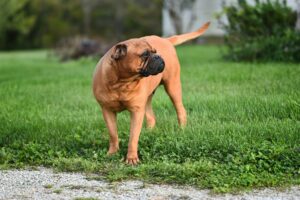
[0,46,299,192]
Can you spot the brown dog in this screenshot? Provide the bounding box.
[93,22,210,164]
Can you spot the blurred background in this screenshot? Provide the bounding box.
[0,0,299,62]
[0,0,163,50]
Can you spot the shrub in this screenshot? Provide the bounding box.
[220,0,300,62]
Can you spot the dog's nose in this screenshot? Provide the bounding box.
[153,55,160,60]
[152,55,164,73]
[158,59,165,72]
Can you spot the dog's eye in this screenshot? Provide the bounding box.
[140,51,150,58]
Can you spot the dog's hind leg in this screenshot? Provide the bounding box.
[145,94,156,129]
[102,107,119,155]
[164,80,187,127]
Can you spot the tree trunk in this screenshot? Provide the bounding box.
[81,0,92,36]
[115,1,124,41]
[164,0,196,34]
[81,0,103,36]
[164,0,183,34]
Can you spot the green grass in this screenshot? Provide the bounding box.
[0,46,299,192]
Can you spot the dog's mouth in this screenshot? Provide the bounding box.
[139,54,165,77]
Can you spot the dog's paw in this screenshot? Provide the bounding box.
[107,145,119,155]
[145,116,156,129]
[125,153,140,165]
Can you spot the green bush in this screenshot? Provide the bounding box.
[221,0,300,62]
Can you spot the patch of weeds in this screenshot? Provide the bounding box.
[74,198,99,200]
[43,184,53,189]
[62,185,89,190]
[168,195,191,200]
[95,188,105,193]
[0,164,10,170]
[53,157,100,173]
[139,182,148,189]
[86,175,104,181]
[53,189,63,194]
[107,182,118,191]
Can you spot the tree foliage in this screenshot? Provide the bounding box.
[220,0,300,62]
[0,0,163,50]
[0,0,36,49]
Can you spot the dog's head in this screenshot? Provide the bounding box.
[110,39,165,78]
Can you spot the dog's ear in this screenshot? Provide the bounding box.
[111,44,127,60]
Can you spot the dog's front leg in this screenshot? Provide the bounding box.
[126,109,145,165]
[102,107,119,155]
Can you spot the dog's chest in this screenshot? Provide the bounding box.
[97,87,138,112]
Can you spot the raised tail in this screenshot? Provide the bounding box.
[167,22,210,46]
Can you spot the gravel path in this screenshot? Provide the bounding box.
[0,168,299,200]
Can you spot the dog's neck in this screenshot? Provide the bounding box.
[103,60,142,91]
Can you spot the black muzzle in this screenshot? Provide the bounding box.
[140,54,165,77]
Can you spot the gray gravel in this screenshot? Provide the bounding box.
[0,167,299,200]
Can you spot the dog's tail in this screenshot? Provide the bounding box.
[167,22,210,46]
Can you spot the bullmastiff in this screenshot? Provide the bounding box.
[93,22,210,164]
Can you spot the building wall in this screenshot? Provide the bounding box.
[162,0,298,37]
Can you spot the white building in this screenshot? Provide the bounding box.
[162,0,299,37]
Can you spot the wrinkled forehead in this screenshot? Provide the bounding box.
[125,39,153,54]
